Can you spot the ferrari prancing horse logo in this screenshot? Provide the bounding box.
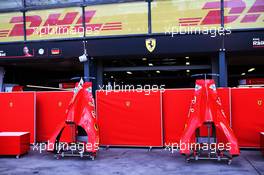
[257,99,263,106]
[145,38,156,53]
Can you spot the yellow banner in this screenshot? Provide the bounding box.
[1,0,262,42]
[26,7,83,40]
[0,12,24,42]
[0,2,148,41]
[152,0,264,33]
[85,2,148,36]
[224,0,264,29]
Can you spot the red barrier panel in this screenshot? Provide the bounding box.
[1,88,261,148]
[163,88,231,145]
[232,88,264,148]
[97,91,163,147]
[36,91,73,142]
[162,89,193,145]
[0,92,35,143]
[216,88,232,144]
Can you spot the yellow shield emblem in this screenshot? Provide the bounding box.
[145,38,156,52]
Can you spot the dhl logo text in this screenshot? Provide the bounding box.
[179,0,263,26]
[0,10,122,38]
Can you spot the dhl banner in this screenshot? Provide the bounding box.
[84,2,148,37]
[224,0,264,29]
[0,0,263,42]
[26,7,83,40]
[151,0,264,33]
[0,12,24,42]
[0,2,148,42]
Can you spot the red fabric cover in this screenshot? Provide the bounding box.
[162,89,193,145]
[97,91,163,147]
[163,88,231,145]
[36,91,73,142]
[0,92,35,143]
[179,80,239,155]
[48,82,100,153]
[232,88,264,148]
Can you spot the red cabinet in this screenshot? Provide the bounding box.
[0,132,30,158]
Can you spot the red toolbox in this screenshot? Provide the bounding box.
[261,132,264,156]
[0,132,30,158]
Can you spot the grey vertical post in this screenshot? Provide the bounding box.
[96,59,103,90]
[218,0,227,87]
[84,58,89,82]
[211,56,219,87]
[219,51,227,87]
[0,67,5,92]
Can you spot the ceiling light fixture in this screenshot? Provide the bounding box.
[248,68,255,72]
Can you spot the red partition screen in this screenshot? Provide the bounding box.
[36,91,73,142]
[0,92,35,143]
[163,88,231,145]
[162,89,193,145]
[232,88,264,148]
[97,91,163,147]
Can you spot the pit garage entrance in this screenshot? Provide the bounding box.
[0,58,83,91]
[228,53,264,87]
[101,56,212,88]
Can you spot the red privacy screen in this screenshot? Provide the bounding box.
[97,91,163,147]
[162,88,231,145]
[36,91,73,142]
[232,88,264,148]
[162,89,193,145]
[0,92,35,143]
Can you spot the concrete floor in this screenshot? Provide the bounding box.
[0,148,263,175]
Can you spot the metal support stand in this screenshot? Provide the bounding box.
[186,122,232,164]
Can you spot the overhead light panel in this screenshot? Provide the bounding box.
[248,68,255,72]
[186,62,190,65]
[156,70,160,73]
[186,69,190,73]
[142,58,147,61]
[241,73,246,76]
[126,71,132,75]
[148,63,153,66]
